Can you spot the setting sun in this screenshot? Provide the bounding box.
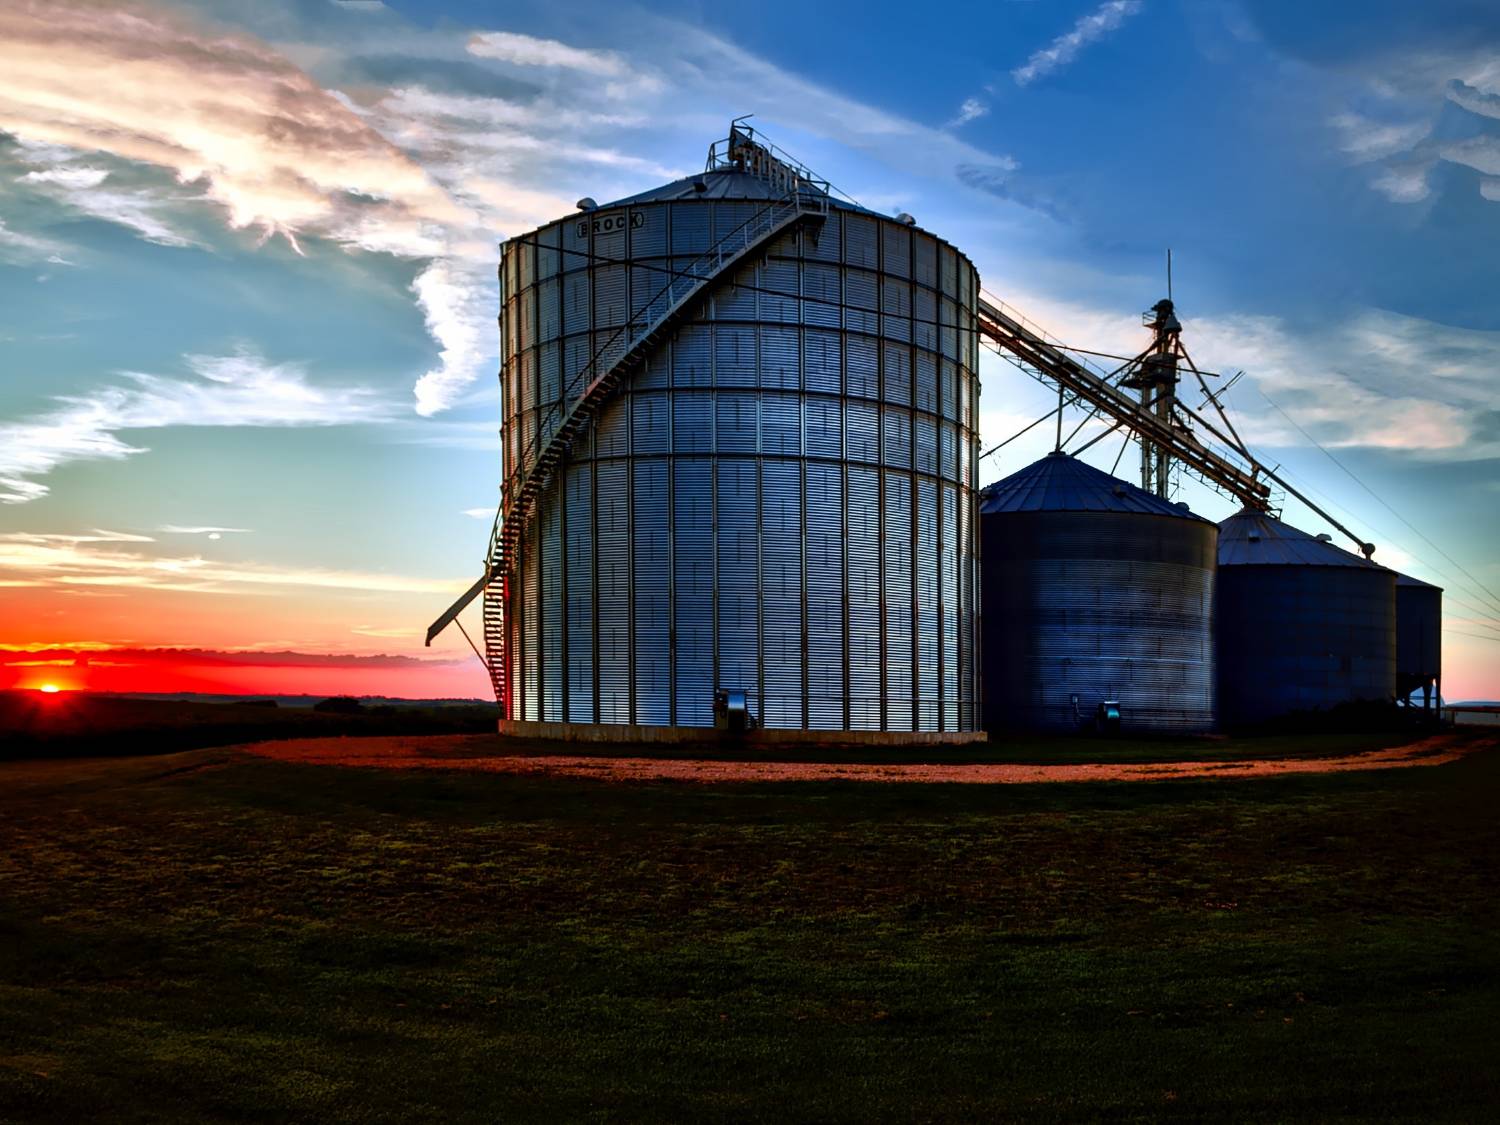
[39,683,61,694]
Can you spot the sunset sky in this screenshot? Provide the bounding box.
[2,0,1498,700]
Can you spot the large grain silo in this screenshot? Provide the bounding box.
[476,124,982,735]
[979,452,1217,733]
[1395,573,1442,713]
[1216,510,1396,725]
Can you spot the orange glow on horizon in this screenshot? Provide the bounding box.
[0,585,492,700]
[1,651,490,701]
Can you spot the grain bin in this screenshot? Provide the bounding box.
[980,452,1217,733]
[1216,510,1396,724]
[1395,573,1442,712]
[492,124,982,733]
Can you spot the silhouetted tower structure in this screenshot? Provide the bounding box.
[1121,298,1181,498]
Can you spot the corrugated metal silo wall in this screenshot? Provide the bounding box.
[1396,584,1442,687]
[499,198,982,730]
[1216,566,1396,724]
[981,510,1217,732]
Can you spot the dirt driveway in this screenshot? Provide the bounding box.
[241,732,1492,784]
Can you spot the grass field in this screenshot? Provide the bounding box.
[1,737,1497,1122]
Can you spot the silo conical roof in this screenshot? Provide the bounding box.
[605,170,879,214]
[1395,571,1441,589]
[1217,510,1387,569]
[979,452,1209,521]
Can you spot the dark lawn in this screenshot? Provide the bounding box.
[0,742,1496,1122]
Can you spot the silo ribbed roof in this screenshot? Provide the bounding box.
[978,452,1210,521]
[1217,510,1388,569]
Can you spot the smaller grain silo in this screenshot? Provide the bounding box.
[1216,511,1396,725]
[980,452,1217,733]
[1395,573,1442,714]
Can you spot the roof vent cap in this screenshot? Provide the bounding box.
[1247,532,1261,542]
[692,177,708,193]
[576,197,598,211]
[896,212,916,226]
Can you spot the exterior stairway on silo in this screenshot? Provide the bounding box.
[480,545,507,708]
[460,185,829,713]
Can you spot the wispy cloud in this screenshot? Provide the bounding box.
[1185,309,1500,457]
[1371,161,1434,203]
[1325,66,1500,206]
[0,349,392,503]
[350,626,424,640]
[467,31,631,79]
[1013,0,1143,87]
[1329,112,1432,162]
[0,216,70,264]
[15,156,196,246]
[19,165,108,189]
[6,530,156,544]
[946,97,990,130]
[159,525,252,535]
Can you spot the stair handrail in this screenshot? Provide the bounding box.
[502,189,823,519]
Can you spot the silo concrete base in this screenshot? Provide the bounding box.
[498,719,987,747]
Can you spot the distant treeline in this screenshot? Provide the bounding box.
[0,692,500,761]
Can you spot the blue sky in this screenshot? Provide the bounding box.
[1,0,1497,697]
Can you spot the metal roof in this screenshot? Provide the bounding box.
[604,170,881,215]
[1217,510,1388,569]
[1395,571,1442,590]
[978,452,1210,521]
